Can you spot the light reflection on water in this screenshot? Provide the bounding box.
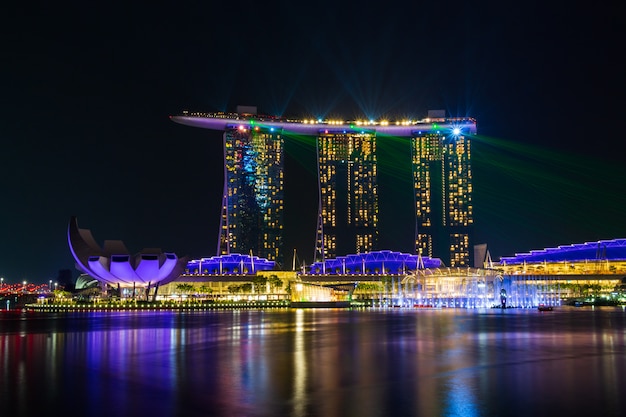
[1,307,625,417]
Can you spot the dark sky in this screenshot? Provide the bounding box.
[2,1,624,284]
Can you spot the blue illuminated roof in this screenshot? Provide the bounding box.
[185,253,276,275]
[499,238,626,264]
[308,250,442,275]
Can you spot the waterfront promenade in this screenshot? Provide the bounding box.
[22,300,292,312]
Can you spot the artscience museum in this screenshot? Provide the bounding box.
[67,216,189,296]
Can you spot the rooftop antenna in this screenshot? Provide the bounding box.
[417,252,425,269]
[485,250,494,269]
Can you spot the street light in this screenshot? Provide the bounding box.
[49,280,52,293]
[23,280,27,293]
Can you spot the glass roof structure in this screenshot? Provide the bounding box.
[308,250,442,275]
[185,253,276,275]
[499,238,626,265]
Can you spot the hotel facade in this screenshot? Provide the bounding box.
[171,107,477,267]
[218,121,284,264]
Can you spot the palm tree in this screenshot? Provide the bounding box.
[268,275,283,293]
[252,276,268,294]
[175,283,195,302]
[198,284,212,300]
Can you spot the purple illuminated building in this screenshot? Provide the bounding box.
[67,216,188,291]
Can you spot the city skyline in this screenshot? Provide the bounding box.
[2,2,624,284]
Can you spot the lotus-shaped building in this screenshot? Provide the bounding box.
[67,216,188,288]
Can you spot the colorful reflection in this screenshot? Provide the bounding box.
[1,308,626,416]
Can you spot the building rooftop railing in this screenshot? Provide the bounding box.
[176,110,477,128]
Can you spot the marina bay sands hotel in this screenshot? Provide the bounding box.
[170,106,477,268]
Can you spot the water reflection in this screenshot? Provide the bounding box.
[1,308,625,417]
[293,309,306,417]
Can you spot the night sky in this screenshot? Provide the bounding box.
[2,2,624,284]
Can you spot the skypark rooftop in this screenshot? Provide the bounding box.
[170,110,477,137]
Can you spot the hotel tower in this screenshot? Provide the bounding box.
[171,107,476,267]
[199,106,285,265]
[411,110,473,266]
[314,128,378,262]
[221,123,284,262]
